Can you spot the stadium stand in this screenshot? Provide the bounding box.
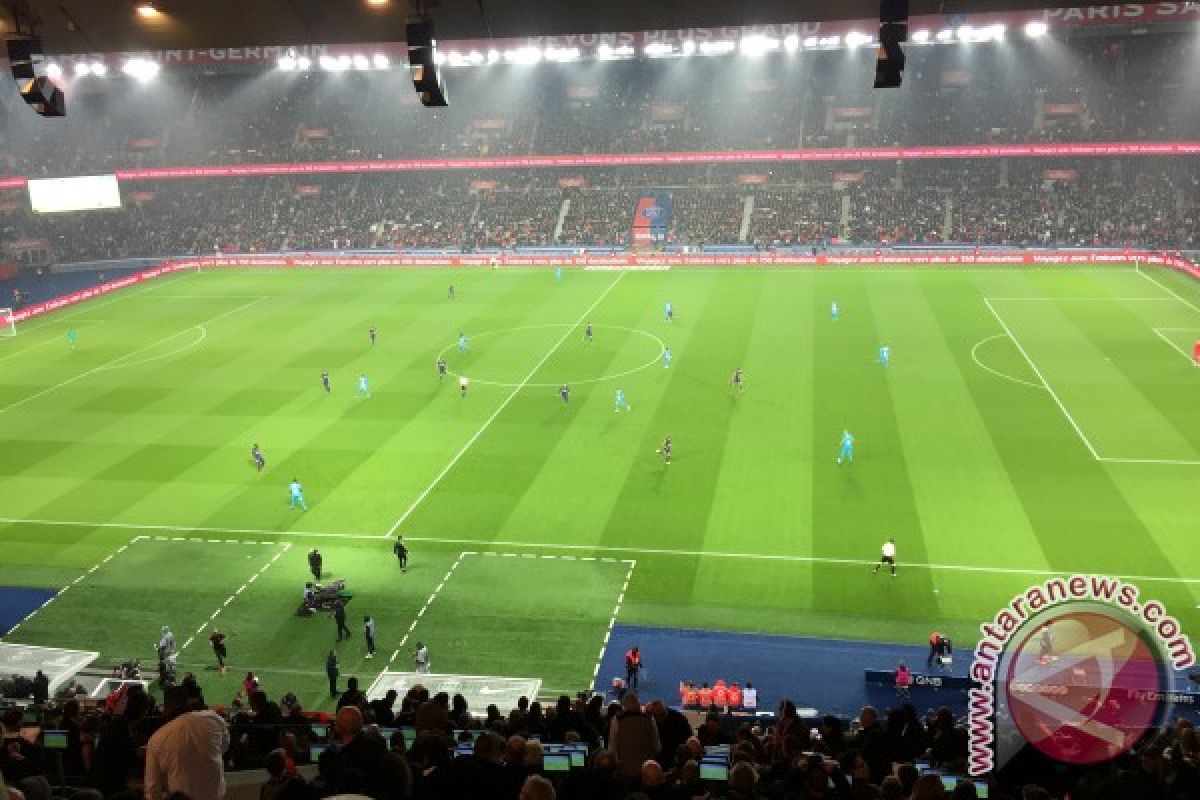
[0,32,1196,274]
[1,157,1197,277]
[2,34,1198,174]
[4,675,1200,799]
[1,26,1199,800]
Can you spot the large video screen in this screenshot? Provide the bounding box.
[27,174,122,213]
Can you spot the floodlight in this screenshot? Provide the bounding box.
[408,16,448,105]
[1024,21,1049,38]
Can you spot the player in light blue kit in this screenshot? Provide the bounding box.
[878,345,890,367]
[288,478,308,510]
[458,332,468,353]
[831,301,840,321]
[664,301,673,322]
[614,389,631,413]
[837,430,855,465]
[358,374,371,398]
[555,266,563,282]
[662,347,672,368]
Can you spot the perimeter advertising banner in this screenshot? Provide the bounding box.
[2,142,1199,189]
[9,251,1198,325]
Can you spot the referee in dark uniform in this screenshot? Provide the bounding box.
[393,536,408,573]
[308,548,323,582]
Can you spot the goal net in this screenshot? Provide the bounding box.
[0,309,14,337]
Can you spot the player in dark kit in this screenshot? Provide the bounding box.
[560,384,570,404]
[321,371,331,393]
[657,435,672,464]
[584,323,593,342]
[393,536,408,572]
[369,326,377,347]
[448,284,455,300]
[308,548,323,582]
[437,357,447,381]
[251,444,265,472]
[209,629,228,674]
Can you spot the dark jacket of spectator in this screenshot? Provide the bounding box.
[608,695,660,779]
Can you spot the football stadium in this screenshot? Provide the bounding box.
[0,1,1198,798]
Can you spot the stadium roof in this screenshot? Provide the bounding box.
[0,1,1160,54]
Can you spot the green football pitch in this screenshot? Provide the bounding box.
[0,263,1198,710]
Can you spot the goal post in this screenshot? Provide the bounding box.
[0,308,15,337]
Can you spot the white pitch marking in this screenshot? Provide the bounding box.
[383,272,626,539]
[0,516,381,540]
[384,552,469,670]
[592,559,638,685]
[1098,456,1200,466]
[0,270,193,340]
[1137,268,1200,314]
[0,297,265,416]
[0,535,153,640]
[95,325,208,373]
[1151,328,1200,365]
[984,298,1101,460]
[970,334,1046,390]
[178,542,292,653]
[7,520,1200,586]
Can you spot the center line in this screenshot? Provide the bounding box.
[383,272,626,538]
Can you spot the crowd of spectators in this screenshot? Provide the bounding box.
[5,673,1200,800]
[0,156,1195,266]
[558,191,638,248]
[1,32,1197,180]
[0,30,1196,265]
[668,190,747,248]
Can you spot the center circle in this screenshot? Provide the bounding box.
[436,324,666,388]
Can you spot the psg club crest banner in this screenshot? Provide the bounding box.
[631,193,673,244]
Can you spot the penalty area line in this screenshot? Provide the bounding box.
[1151,328,1200,366]
[983,298,1101,461]
[1137,267,1200,315]
[0,296,266,416]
